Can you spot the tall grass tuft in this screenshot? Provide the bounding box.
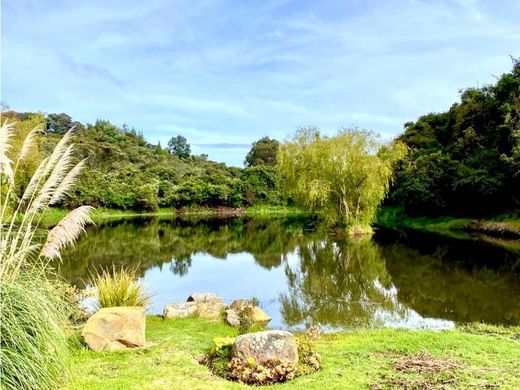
[1,119,92,389]
[91,265,151,309]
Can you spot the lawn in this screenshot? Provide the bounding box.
[65,317,520,389]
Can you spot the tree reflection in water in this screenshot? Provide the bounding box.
[58,216,520,329]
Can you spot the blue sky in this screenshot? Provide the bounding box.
[2,0,519,166]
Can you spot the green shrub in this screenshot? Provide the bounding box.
[91,265,151,308]
[0,271,70,390]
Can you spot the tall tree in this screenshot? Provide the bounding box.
[277,127,406,233]
[244,136,279,167]
[46,113,82,134]
[167,135,191,158]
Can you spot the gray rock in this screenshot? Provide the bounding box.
[227,299,272,327]
[187,293,224,304]
[197,301,227,319]
[163,302,198,318]
[233,330,298,365]
[82,306,146,352]
[225,308,240,327]
[229,299,252,312]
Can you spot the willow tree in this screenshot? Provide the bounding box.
[277,127,406,234]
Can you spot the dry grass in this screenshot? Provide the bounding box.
[392,351,461,374]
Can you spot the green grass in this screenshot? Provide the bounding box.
[244,205,309,217]
[377,207,520,236]
[66,317,520,389]
[39,208,176,228]
[40,205,308,228]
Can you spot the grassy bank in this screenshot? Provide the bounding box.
[40,205,307,228]
[67,317,519,389]
[377,207,520,238]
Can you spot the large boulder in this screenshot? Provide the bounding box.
[233,330,298,365]
[82,306,146,352]
[163,302,198,319]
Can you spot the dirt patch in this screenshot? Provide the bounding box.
[393,351,461,374]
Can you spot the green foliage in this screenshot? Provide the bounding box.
[244,136,279,167]
[278,127,406,229]
[91,265,151,309]
[0,271,70,390]
[167,135,191,158]
[389,60,520,216]
[46,112,83,134]
[0,117,283,211]
[227,357,298,385]
[237,306,254,335]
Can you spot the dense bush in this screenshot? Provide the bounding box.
[388,60,520,216]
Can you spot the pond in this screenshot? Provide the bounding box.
[59,215,520,332]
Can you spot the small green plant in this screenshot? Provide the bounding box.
[237,306,254,335]
[91,265,151,308]
[204,337,236,377]
[297,326,322,375]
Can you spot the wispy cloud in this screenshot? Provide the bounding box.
[2,0,520,166]
[58,53,123,86]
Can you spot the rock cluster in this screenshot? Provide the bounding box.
[163,294,271,327]
[163,293,227,319]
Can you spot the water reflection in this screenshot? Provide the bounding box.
[59,216,520,330]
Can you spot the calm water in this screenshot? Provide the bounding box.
[59,216,520,331]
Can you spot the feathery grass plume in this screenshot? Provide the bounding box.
[49,158,87,205]
[91,265,152,309]
[41,205,94,260]
[0,121,15,182]
[0,120,93,390]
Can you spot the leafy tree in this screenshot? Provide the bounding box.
[389,59,520,216]
[244,136,279,167]
[46,113,82,134]
[167,135,191,158]
[278,128,406,231]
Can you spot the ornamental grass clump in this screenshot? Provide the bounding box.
[91,265,151,309]
[1,120,93,389]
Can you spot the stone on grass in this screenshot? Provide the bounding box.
[251,306,271,325]
[233,330,298,365]
[187,293,224,304]
[163,302,198,319]
[164,293,227,320]
[225,308,240,327]
[229,299,251,312]
[82,306,146,352]
[227,299,272,327]
[197,301,227,319]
